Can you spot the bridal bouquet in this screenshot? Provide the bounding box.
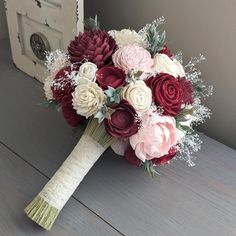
[25,16,212,230]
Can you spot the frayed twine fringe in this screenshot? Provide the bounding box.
[24,195,59,230]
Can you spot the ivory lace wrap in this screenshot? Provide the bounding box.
[39,134,105,210]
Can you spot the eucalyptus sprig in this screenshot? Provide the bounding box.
[126,69,143,83]
[105,86,123,104]
[94,105,114,123]
[175,106,195,134]
[84,15,101,31]
[146,23,166,56]
[175,106,194,123]
[143,161,160,178]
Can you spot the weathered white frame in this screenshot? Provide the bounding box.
[4,0,83,82]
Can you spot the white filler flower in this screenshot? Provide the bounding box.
[109,29,147,48]
[43,75,54,100]
[153,53,186,78]
[72,80,106,118]
[122,80,152,113]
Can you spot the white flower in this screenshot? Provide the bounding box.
[43,75,54,100]
[122,80,152,113]
[109,29,147,48]
[153,53,185,78]
[77,62,97,82]
[72,80,106,118]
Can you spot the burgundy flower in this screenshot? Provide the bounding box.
[159,45,173,58]
[124,144,176,166]
[62,105,85,127]
[51,66,75,106]
[124,144,141,166]
[104,100,139,138]
[68,30,117,68]
[179,77,194,104]
[96,66,126,90]
[146,73,184,116]
[151,148,176,166]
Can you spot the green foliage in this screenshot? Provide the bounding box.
[177,123,194,134]
[175,106,194,123]
[143,161,160,178]
[84,15,101,31]
[146,23,166,56]
[105,86,123,104]
[95,106,114,123]
[126,70,143,83]
[175,106,195,134]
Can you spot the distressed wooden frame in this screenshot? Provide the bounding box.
[4,0,83,82]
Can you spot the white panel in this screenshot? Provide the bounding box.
[18,14,62,64]
[43,0,62,6]
[5,0,84,82]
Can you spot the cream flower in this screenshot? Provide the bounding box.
[78,62,97,82]
[43,75,54,100]
[72,80,106,118]
[122,80,152,113]
[153,53,185,78]
[109,29,147,48]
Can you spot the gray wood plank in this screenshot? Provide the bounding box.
[1,39,236,236]
[0,143,121,236]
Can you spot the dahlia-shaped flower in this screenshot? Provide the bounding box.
[68,30,117,68]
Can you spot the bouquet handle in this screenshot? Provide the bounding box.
[24,134,105,230]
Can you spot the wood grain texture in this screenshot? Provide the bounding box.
[1,39,236,236]
[0,143,121,236]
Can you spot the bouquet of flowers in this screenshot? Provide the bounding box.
[25,16,212,230]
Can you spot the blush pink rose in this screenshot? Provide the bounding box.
[112,45,153,74]
[129,114,179,162]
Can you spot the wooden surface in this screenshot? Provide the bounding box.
[0,38,236,236]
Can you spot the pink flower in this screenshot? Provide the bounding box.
[129,113,179,162]
[112,45,153,74]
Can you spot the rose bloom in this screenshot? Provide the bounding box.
[129,114,179,162]
[96,66,126,90]
[146,73,184,116]
[122,80,152,113]
[104,100,139,138]
[72,80,106,118]
[112,45,153,74]
[108,29,147,48]
[153,53,185,78]
[78,62,97,82]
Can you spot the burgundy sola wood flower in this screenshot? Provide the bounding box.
[68,30,117,68]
